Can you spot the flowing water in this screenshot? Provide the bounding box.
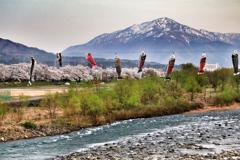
[1,109,240,160]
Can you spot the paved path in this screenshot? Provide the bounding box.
[0,86,67,97]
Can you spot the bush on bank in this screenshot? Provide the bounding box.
[40,75,202,126]
[0,101,10,122]
[215,88,238,106]
[20,121,37,129]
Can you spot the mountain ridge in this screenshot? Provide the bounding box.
[62,17,240,67]
[0,38,168,69]
[0,38,56,65]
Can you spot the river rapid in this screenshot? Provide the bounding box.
[1,109,240,160]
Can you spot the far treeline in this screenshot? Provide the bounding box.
[0,55,180,70]
[0,63,240,130]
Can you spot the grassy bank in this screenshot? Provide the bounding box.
[1,70,240,141]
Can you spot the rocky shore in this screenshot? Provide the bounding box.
[1,106,240,159]
[0,125,82,142]
[55,116,240,160]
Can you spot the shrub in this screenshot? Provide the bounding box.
[18,93,30,107]
[215,89,238,106]
[0,102,10,121]
[20,121,37,129]
[51,119,74,127]
[113,79,142,109]
[185,76,202,101]
[123,90,142,109]
[79,90,106,116]
[235,94,240,103]
[97,87,117,111]
[58,88,82,124]
[140,77,162,104]
[41,92,61,118]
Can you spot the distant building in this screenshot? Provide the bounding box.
[204,63,219,72]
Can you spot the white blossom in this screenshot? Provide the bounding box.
[0,63,162,82]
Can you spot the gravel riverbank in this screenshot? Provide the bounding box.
[0,125,82,142]
[55,113,240,160]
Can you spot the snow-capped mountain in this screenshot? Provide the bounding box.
[62,17,240,67]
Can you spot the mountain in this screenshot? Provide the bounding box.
[0,38,56,65]
[62,17,240,67]
[0,38,162,69]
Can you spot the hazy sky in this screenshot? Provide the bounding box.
[1,0,240,53]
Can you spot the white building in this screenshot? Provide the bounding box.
[204,63,219,72]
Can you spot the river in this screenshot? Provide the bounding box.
[1,109,240,160]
